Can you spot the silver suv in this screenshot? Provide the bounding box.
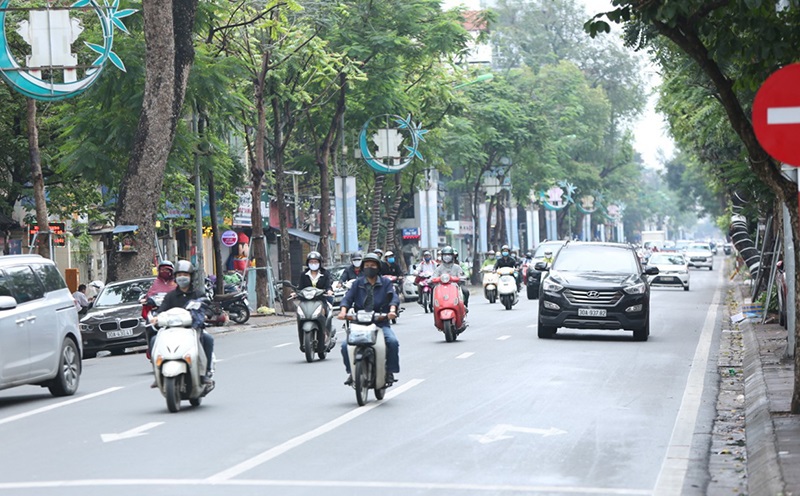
[0,255,82,396]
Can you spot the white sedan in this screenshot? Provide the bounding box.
[684,242,714,270]
[647,252,691,291]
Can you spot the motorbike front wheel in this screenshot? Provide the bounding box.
[317,330,328,360]
[228,303,250,324]
[443,320,455,342]
[355,359,371,406]
[304,332,314,363]
[165,376,181,413]
[503,296,513,310]
[422,293,429,313]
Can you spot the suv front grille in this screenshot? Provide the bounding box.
[564,289,622,306]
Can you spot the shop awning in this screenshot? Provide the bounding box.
[112,225,138,234]
[287,228,320,244]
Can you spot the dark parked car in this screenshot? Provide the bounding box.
[526,240,567,300]
[537,242,658,341]
[79,277,154,358]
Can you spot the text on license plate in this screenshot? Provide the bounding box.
[107,329,134,339]
[578,308,607,317]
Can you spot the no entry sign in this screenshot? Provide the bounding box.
[221,230,239,247]
[753,63,800,166]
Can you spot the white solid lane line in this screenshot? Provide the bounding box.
[274,343,292,348]
[206,379,425,482]
[497,335,511,340]
[0,387,123,426]
[456,352,475,359]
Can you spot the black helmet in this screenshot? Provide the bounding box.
[363,253,382,266]
[174,260,194,275]
[351,251,363,261]
[441,246,454,255]
[373,248,384,256]
[526,251,533,257]
[306,251,322,263]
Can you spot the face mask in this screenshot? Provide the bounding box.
[387,257,395,263]
[502,251,509,257]
[363,266,379,278]
[424,256,431,261]
[159,269,172,279]
[353,260,362,268]
[176,276,191,289]
[308,263,320,271]
[442,255,453,263]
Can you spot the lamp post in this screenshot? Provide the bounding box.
[283,170,305,228]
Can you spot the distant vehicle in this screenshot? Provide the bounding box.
[536,242,659,341]
[525,240,567,300]
[641,230,666,250]
[723,243,733,255]
[685,242,714,270]
[329,264,350,309]
[675,240,693,252]
[80,277,154,359]
[646,253,690,291]
[0,255,82,396]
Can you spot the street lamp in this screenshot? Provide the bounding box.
[283,170,305,228]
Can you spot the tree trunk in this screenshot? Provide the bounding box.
[369,174,385,251]
[26,98,49,260]
[109,0,198,282]
[487,195,496,249]
[386,173,403,268]
[207,165,224,296]
[251,49,269,309]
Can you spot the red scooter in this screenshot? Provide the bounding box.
[431,273,467,342]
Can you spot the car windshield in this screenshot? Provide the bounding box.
[534,242,563,258]
[649,253,685,265]
[675,241,691,250]
[552,246,638,273]
[689,244,710,251]
[95,280,152,307]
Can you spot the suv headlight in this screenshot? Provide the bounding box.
[624,282,647,295]
[542,278,563,293]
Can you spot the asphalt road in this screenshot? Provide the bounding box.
[0,263,725,496]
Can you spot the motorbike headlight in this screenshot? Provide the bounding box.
[312,305,324,319]
[624,282,647,295]
[542,278,563,293]
[296,306,306,319]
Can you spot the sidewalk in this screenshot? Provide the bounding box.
[206,311,295,335]
[732,278,800,495]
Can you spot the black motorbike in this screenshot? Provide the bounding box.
[289,285,337,363]
[213,291,250,324]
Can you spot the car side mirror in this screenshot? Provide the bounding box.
[0,295,18,310]
[534,262,548,271]
[645,266,659,275]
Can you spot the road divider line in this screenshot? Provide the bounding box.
[274,343,292,348]
[497,335,511,340]
[0,387,123,426]
[654,269,722,495]
[456,352,475,359]
[206,378,425,482]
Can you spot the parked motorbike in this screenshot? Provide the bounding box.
[150,300,214,413]
[431,273,467,342]
[289,285,337,363]
[416,275,433,313]
[213,291,250,324]
[344,310,391,406]
[481,267,499,304]
[497,266,519,310]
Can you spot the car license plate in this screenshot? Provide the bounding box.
[660,276,676,282]
[578,308,606,317]
[107,329,134,339]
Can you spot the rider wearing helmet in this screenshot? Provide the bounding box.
[543,250,554,265]
[337,253,401,385]
[373,248,390,275]
[432,246,469,308]
[481,250,497,269]
[298,251,333,304]
[152,260,215,385]
[340,251,364,282]
[417,250,437,278]
[147,260,177,298]
[494,244,520,291]
[383,250,404,278]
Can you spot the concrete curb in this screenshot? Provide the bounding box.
[737,284,786,495]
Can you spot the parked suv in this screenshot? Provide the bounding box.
[0,255,82,396]
[536,242,658,341]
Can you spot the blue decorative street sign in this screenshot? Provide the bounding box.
[0,0,137,101]
[358,114,428,174]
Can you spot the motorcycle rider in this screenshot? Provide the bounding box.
[340,251,364,282]
[494,245,520,291]
[150,260,214,386]
[147,260,177,298]
[481,250,496,269]
[373,248,391,275]
[297,251,334,306]
[543,250,554,265]
[383,250,404,278]
[416,250,437,289]
[337,253,400,385]
[432,246,469,309]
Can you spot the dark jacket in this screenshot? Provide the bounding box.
[340,275,400,313]
[159,287,205,313]
[494,255,518,270]
[299,269,333,292]
[340,265,362,282]
[383,262,404,278]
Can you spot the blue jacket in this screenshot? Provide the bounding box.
[340,275,400,313]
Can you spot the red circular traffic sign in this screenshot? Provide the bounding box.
[753,63,800,167]
[221,230,239,247]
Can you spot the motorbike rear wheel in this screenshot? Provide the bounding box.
[443,320,455,342]
[355,359,371,406]
[489,291,496,304]
[165,376,181,413]
[304,332,314,363]
[190,396,202,407]
[503,296,513,310]
[228,303,250,324]
[422,293,429,313]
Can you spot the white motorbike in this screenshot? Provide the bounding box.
[481,267,499,304]
[151,301,214,413]
[345,310,390,406]
[497,266,519,310]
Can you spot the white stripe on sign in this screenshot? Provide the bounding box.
[767,106,800,125]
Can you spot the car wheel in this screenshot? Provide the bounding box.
[633,319,650,342]
[537,318,556,339]
[527,285,538,300]
[684,284,690,291]
[48,338,81,397]
[109,348,126,356]
[709,265,713,271]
